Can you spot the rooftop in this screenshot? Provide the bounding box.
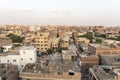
[89,65,115,80]
[89,43,120,49]
[0,63,18,80]
[22,53,80,74]
[100,55,120,68]
[20,46,36,50]
[0,50,19,56]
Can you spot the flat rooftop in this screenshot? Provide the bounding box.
[79,52,98,58]
[89,44,110,49]
[22,53,80,73]
[100,55,120,67]
[0,50,19,56]
[20,46,35,50]
[90,65,114,80]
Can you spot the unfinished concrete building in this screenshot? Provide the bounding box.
[0,63,18,80]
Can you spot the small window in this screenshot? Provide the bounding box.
[13,59,16,62]
[21,65,24,67]
[21,58,23,61]
[23,51,25,54]
[57,72,63,75]
[30,58,32,60]
[7,60,9,62]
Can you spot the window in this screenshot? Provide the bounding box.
[44,41,48,43]
[44,38,47,39]
[44,44,48,46]
[37,48,39,49]
[13,59,16,62]
[7,60,9,62]
[21,58,23,61]
[30,58,32,60]
[57,72,63,75]
[23,51,25,54]
[21,65,24,67]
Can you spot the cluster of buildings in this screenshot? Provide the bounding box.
[0,25,120,80]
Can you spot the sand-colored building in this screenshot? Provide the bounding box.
[51,38,60,51]
[31,31,50,52]
[75,37,90,44]
[60,37,70,49]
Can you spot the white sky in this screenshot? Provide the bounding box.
[0,0,120,26]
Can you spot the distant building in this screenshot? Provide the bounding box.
[62,50,77,61]
[75,37,90,51]
[60,36,70,49]
[31,31,50,52]
[51,38,60,51]
[105,30,119,38]
[29,26,41,31]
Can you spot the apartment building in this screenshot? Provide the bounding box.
[60,37,70,49]
[75,37,90,44]
[31,31,50,52]
[0,46,37,71]
[51,38,60,51]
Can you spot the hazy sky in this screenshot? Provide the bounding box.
[0,0,120,26]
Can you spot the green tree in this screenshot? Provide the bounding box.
[47,48,53,54]
[0,46,4,53]
[95,38,102,43]
[6,33,24,43]
[56,47,68,53]
[96,34,106,38]
[85,32,94,43]
[56,47,62,53]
